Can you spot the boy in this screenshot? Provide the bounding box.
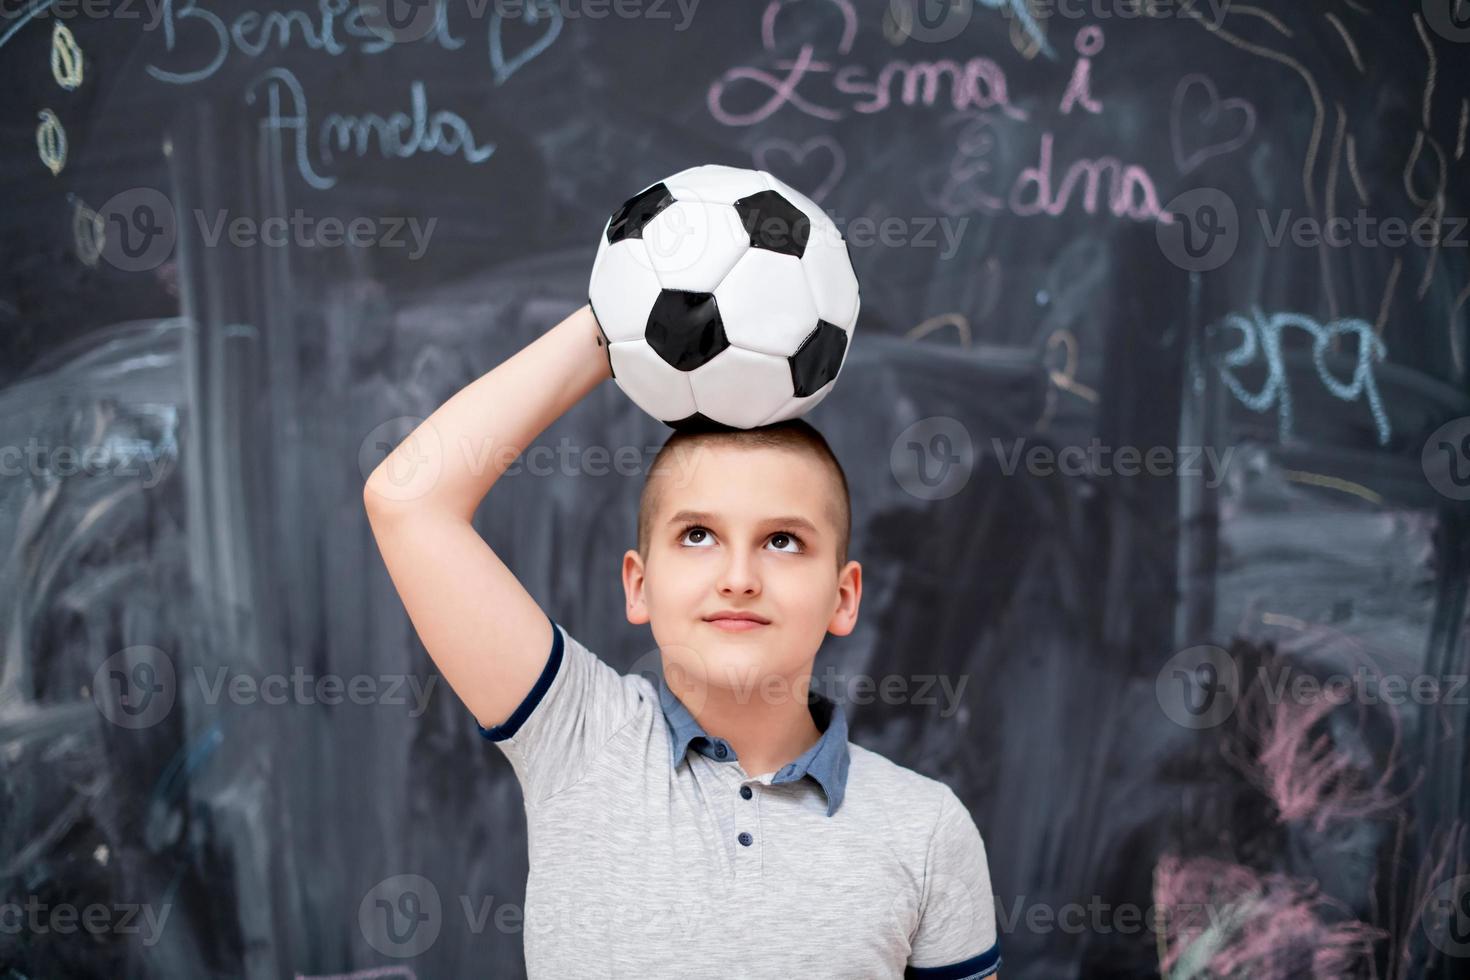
[363,303,1001,978]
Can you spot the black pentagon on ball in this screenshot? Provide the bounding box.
[664,411,741,433]
[789,319,847,397]
[733,189,810,259]
[607,182,674,243]
[646,289,729,371]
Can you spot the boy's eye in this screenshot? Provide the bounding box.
[679,525,715,548]
[677,525,804,554]
[767,532,802,554]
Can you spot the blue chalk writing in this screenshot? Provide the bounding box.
[1212,307,1391,446]
[245,67,494,190]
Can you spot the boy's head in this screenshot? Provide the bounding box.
[622,418,861,702]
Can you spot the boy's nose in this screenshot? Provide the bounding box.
[716,551,761,596]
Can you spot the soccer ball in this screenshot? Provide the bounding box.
[587,163,860,430]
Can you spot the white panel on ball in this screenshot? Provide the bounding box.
[664,164,769,206]
[641,201,750,293]
[715,250,818,356]
[607,339,698,421]
[688,346,795,429]
[759,381,832,426]
[589,240,665,344]
[799,223,860,330]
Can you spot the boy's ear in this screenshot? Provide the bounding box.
[826,559,862,637]
[622,549,650,625]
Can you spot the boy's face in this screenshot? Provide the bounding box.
[622,443,861,705]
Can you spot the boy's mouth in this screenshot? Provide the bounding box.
[703,610,771,632]
[705,619,767,633]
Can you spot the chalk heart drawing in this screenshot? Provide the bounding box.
[1170,74,1256,175]
[490,0,564,86]
[753,136,846,203]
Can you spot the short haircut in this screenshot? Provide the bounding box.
[638,418,852,570]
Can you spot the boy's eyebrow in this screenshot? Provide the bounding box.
[667,509,822,537]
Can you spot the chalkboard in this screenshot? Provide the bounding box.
[3,1,1469,977]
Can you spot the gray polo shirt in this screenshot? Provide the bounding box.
[479,615,1001,979]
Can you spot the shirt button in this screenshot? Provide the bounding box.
[738,832,753,846]
[714,743,728,759]
[740,785,753,799]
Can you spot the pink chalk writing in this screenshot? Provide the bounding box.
[926,115,1165,222]
[1059,27,1103,115]
[1011,133,1164,220]
[708,0,1025,126]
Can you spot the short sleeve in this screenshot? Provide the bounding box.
[477,615,644,807]
[905,786,1001,978]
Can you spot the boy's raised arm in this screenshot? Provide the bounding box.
[362,303,611,730]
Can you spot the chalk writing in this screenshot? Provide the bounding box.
[144,0,559,86]
[708,0,1025,126]
[927,115,1164,222]
[51,20,83,90]
[1011,132,1163,220]
[1058,26,1101,115]
[243,68,494,191]
[37,107,66,175]
[752,136,846,203]
[136,0,556,188]
[1210,308,1391,446]
[144,0,463,85]
[1170,74,1256,175]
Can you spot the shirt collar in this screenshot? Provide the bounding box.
[657,674,851,817]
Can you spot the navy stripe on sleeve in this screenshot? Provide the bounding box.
[476,613,564,741]
[904,942,1001,979]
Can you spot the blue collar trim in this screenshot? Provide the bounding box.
[657,674,850,817]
